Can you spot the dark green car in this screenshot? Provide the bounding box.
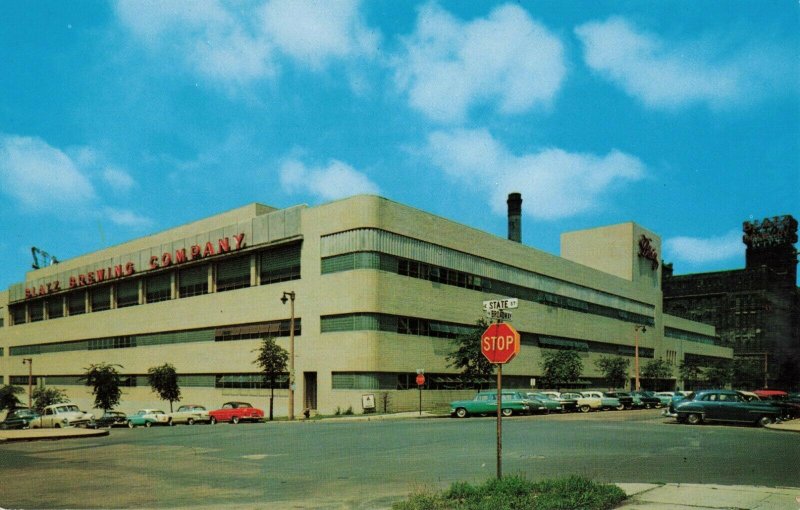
[675,389,781,426]
[450,391,531,418]
[0,408,39,430]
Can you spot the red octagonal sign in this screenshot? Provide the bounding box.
[481,322,520,364]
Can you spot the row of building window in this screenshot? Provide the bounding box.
[8,373,289,390]
[664,327,720,346]
[330,372,610,391]
[320,313,655,358]
[8,319,300,356]
[8,243,301,326]
[321,251,655,327]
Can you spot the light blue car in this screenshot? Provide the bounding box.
[127,409,169,428]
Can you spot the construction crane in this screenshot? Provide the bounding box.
[31,247,59,269]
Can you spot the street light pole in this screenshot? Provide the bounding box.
[633,325,646,391]
[281,291,296,421]
[22,358,33,409]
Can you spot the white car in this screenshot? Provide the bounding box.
[30,404,94,428]
[167,404,211,425]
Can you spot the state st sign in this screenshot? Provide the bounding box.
[481,322,520,364]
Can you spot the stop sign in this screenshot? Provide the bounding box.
[416,374,425,386]
[481,322,520,364]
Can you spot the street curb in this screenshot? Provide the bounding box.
[0,428,109,443]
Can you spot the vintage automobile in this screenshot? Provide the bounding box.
[536,391,578,412]
[525,392,563,413]
[604,391,637,410]
[0,408,39,430]
[674,389,782,426]
[580,391,624,411]
[168,404,212,425]
[95,411,128,428]
[654,392,676,406]
[29,403,94,428]
[631,391,663,408]
[208,402,265,424]
[127,409,170,428]
[450,391,531,418]
[750,390,800,420]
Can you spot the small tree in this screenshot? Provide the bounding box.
[733,357,764,390]
[642,358,673,391]
[594,356,630,389]
[678,358,704,391]
[32,387,68,414]
[82,363,123,412]
[704,359,733,388]
[447,318,495,388]
[147,364,181,413]
[540,350,583,391]
[0,385,24,411]
[254,337,288,421]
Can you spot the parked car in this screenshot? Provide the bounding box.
[536,391,579,412]
[523,396,551,414]
[208,402,265,424]
[750,390,800,420]
[95,411,128,428]
[663,392,694,417]
[674,389,781,427]
[654,392,675,406]
[631,391,663,408]
[450,391,531,418]
[525,392,564,413]
[581,391,624,411]
[0,408,39,430]
[604,391,637,410]
[127,409,170,428]
[168,404,212,425]
[29,403,94,428]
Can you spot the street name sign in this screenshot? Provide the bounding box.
[482,298,518,311]
[485,309,513,322]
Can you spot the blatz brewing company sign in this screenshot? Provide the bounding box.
[24,233,246,299]
[637,235,659,270]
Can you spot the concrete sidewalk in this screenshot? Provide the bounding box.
[616,483,800,510]
[0,427,108,442]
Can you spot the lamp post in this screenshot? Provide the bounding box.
[281,291,296,421]
[633,325,647,391]
[22,358,33,409]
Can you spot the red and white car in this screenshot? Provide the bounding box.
[208,402,264,424]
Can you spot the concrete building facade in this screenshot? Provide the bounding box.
[0,196,732,415]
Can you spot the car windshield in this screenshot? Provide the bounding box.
[60,405,80,412]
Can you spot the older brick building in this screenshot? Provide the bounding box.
[663,215,799,390]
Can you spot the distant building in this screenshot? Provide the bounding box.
[663,215,799,390]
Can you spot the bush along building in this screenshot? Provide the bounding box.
[663,215,799,391]
[0,195,732,416]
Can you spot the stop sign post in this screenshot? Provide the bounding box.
[481,321,520,480]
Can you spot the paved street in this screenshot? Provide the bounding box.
[1,410,797,509]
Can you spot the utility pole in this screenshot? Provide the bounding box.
[22,358,33,409]
[281,291,296,421]
[634,325,647,391]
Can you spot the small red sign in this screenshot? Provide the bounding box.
[481,322,520,364]
[416,374,426,386]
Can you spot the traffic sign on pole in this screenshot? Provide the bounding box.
[481,322,520,364]
[482,298,518,311]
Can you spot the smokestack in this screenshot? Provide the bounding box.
[507,192,522,243]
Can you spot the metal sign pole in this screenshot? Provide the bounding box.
[496,362,502,479]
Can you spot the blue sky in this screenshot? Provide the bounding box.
[1,0,798,290]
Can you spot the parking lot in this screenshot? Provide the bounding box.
[1,408,798,509]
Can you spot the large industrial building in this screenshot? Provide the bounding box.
[0,195,732,415]
[663,215,799,390]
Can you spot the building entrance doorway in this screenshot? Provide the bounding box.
[304,372,317,410]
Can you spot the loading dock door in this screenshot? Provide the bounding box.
[304,372,317,410]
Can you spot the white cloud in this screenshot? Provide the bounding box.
[115,0,379,86]
[101,207,154,228]
[102,167,136,192]
[664,230,742,264]
[575,17,786,110]
[395,3,566,123]
[280,158,379,201]
[426,129,645,220]
[0,134,96,210]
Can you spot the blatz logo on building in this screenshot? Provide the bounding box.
[24,233,246,299]
[638,235,659,271]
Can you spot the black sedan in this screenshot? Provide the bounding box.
[631,391,663,408]
[675,389,782,427]
[0,408,39,429]
[94,411,128,428]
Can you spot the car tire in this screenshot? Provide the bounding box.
[168,419,174,427]
[756,415,773,427]
[128,421,134,428]
[616,404,625,411]
[54,423,61,428]
[686,413,703,425]
[232,416,240,424]
[187,418,195,425]
[210,417,217,425]
[501,408,513,417]
[455,407,468,418]
[579,405,591,413]
[145,421,152,428]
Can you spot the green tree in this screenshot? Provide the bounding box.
[732,357,764,390]
[446,318,495,388]
[32,386,68,414]
[254,337,289,421]
[678,358,703,390]
[642,358,673,391]
[147,364,181,413]
[82,363,123,412]
[704,359,733,388]
[0,385,24,411]
[540,350,583,391]
[594,356,630,389]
